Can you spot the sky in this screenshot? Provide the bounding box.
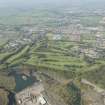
[0,0,104,16]
[0,0,103,5]
[0,0,63,7]
[0,0,104,8]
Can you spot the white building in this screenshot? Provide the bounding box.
[16,82,46,105]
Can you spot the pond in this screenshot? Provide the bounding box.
[14,73,36,92]
[8,68,37,105]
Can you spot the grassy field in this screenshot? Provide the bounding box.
[1,38,105,88]
[25,40,88,73]
[0,45,30,69]
[7,45,30,63]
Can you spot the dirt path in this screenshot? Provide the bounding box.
[81,79,105,93]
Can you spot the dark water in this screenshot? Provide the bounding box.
[14,73,35,92]
[8,92,15,105]
[0,87,15,105]
[8,69,36,105]
[9,70,36,92]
